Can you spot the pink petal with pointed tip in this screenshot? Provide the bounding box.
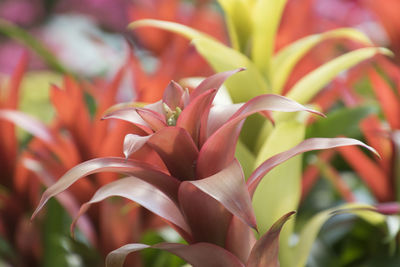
[190,68,245,101]
[163,81,184,109]
[246,211,295,267]
[207,103,243,138]
[197,94,323,179]
[32,157,180,219]
[247,138,378,197]
[189,160,257,230]
[148,127,198,181]
[123,134,151,158]
[71,177,191,239]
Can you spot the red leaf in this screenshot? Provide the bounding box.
[197,94,324,179]
[369,69,400,129]
[32,157,180,219]
[189,160,257,230]
[338,145,392,202]
[246,211,295,267]
[148,127,198,181]
[71,177,191,239]
[247,138,378,197]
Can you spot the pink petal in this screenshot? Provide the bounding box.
[162,81,184,109]
[71,177,191,239]
[189,160,257,230]
[197,94,323,179]
[247,138,378,197]
[102,107,153,134]
[123,134,151,158]
[148,127,198,181]
[32,157,180,219]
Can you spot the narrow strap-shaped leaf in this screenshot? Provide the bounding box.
[251,0,288,78]
[189,160,257,230]
[106,242,244,267]
[369,69,400,129]
[0,19,68,74]
[32,157,180,219]
[148,127,199,181]
[23,158,97,245]
[206,103,244,138]
[177,89,217,145]
[190,68,245,100]
[197,94,323,179]
[285,47,393,105]
[272,28,372,94]
[129,19,269,101]
[338,145,391,202]
[246,211,295,267]
[71,177,191,239]
[247,138,378,197]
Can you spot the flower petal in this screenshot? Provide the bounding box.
[123,134,151,158]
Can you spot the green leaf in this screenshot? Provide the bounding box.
[285,47,393,105]
[306,105,378,139]
[292,204,385,267]
[272,28,373,94]
[235,139,255,178]
[0,19,69,74]
[129,19,269,102]
[251,0,288,78]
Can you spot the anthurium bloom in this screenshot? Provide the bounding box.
[31,69,377,266]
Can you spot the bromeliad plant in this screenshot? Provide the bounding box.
[128,1,392,265]
[31,69,378,266]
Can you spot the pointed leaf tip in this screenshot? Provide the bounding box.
[247,211,295,267]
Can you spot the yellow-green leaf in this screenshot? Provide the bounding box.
[217,0,253,52]
[286,47,393,105]
[272,28,373,94]
[251,0,288,79]
[129,19,269,102]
